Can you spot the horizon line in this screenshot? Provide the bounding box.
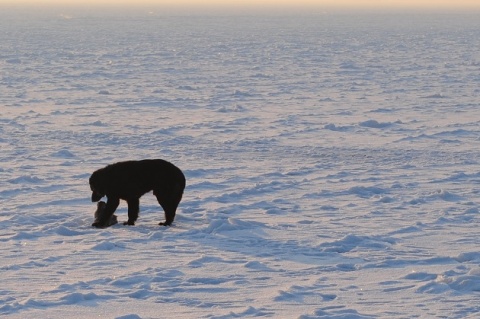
[1,1,480,9]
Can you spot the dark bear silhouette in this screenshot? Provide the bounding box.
[89,159,185,228]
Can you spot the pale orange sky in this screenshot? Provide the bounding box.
[1,0,480,8]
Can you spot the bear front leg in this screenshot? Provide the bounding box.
[124,198,139,226]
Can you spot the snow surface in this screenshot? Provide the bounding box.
[1,6,480,319]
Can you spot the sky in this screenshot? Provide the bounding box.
[1,0,480,8]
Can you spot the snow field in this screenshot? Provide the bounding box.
[1,7,480,318]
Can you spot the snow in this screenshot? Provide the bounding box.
[1,6,480,319]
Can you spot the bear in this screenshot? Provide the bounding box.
[93,201,118,228]
[89,159,186,228]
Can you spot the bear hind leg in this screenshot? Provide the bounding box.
[154,188,183,226]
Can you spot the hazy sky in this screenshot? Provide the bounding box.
[1,0,480,8]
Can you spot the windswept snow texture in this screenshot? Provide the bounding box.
[1,7,480,319]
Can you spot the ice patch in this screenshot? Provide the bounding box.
[211,306,273,319]
[430,189,463,202]
[463,207,479,214]
[216,104,246,113]
[319,205,339,211]
[90,120,108,127]
[6,58,22,64]
[51,149,76,158]
[54,226,84,236]
[244,261,273,272]
[319,235,395,254]
[178,85,197,91]
[232,89,255,97]
[403,272,437,281]
[324,123,351,131]
[115,315,142,319]
[359,119,399,128]
[274,285,337,303]
[188,256,233,268]
[300,308,373,319]
[422,93,448,99]
[339,61,361,69]
[91,241,124,251]
[455,252,480,262]
[60,292,104,305]
[204,217,266,235]
[417,269,480,294]
[348,186,387,198]
[8,176,44,184]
